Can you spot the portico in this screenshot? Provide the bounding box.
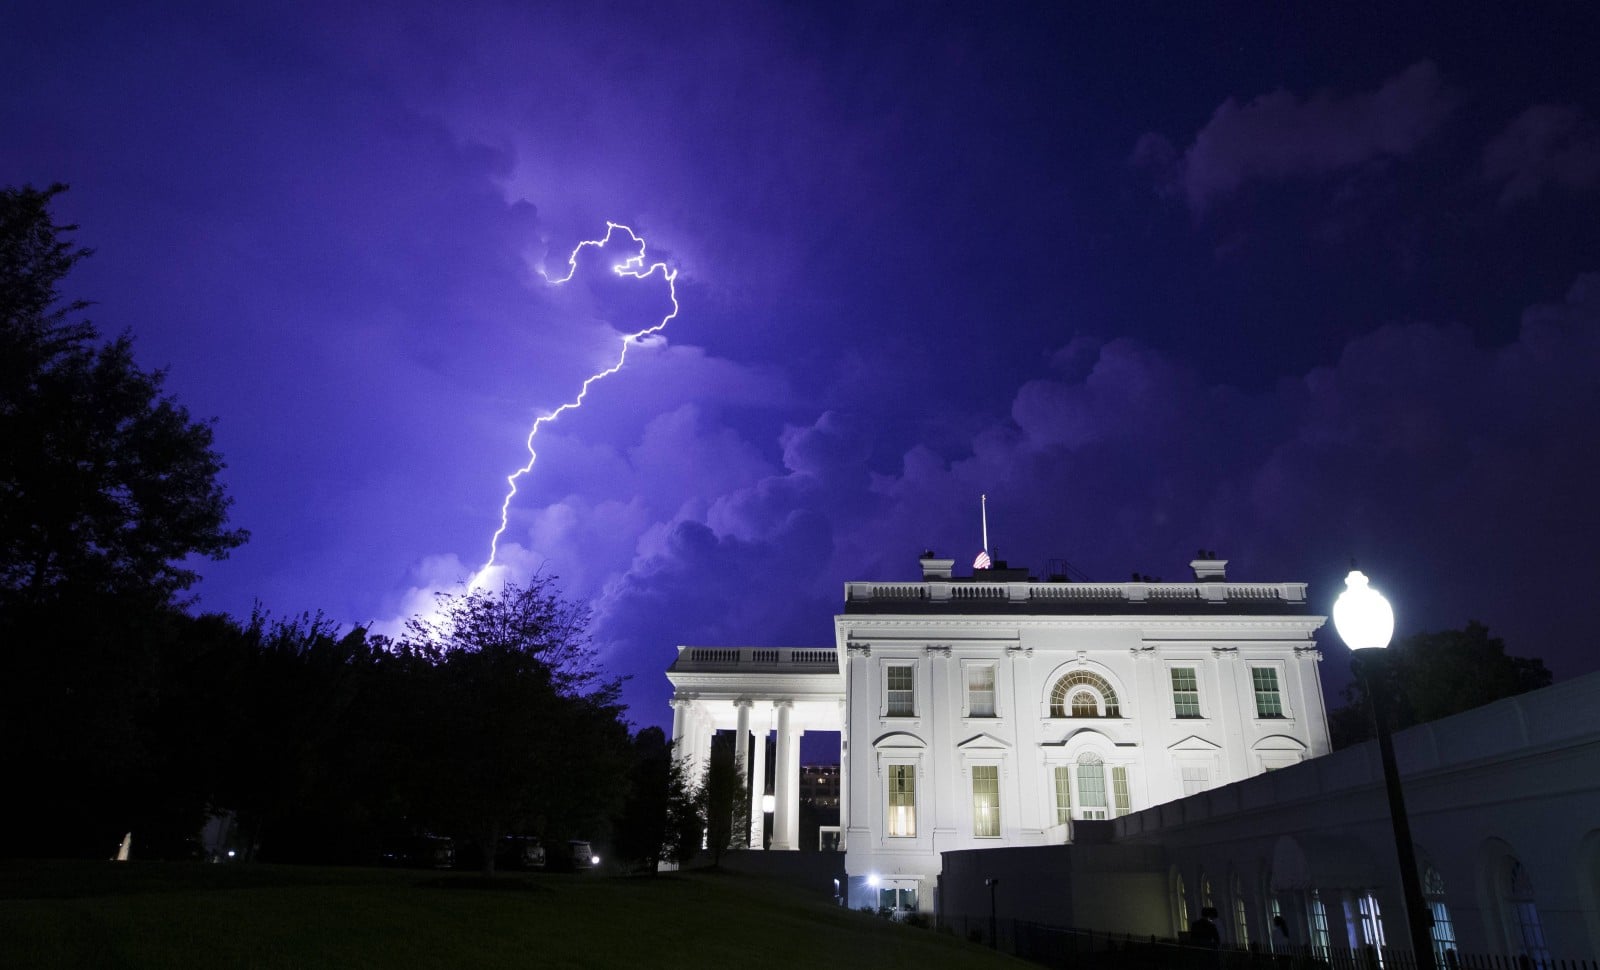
[666,646,845,850]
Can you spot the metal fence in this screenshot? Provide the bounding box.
[936,917,1596,970]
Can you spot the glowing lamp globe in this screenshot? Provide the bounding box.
[1333,570,1394,651]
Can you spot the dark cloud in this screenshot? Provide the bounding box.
[1484,104,1600,206]
[1139,61,1455,213]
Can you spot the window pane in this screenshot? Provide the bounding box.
[1054,766,1072,825]
[971,765,1000,837]
[967,665,996,717]
[1171,668,1201,718]
[887,665,915,716]
[1078,760,1107,810]
[1112,766,1131,816]
[1252,667,1284,718]
[1071,691,1098,717]
[1181,765,1210,795]
[887,765,916,837]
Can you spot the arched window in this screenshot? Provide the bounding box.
[1049,670,1121,717]
[1423,865,1457,965]
[1503,859,1551,967]
[1172,869,1190,933]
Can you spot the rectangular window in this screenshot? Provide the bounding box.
[1181,764,1210,796]
[1308,892,1331,957]
[1077,763,1107,819]
[966,664,996,717]
[1429,901,1456,965]
[887,765,916,837]
[971,765,1000,837]
[1171,667,1201,718]
[1112,766,1131,817]
[1252,667,1285,718]
[886,665,915,717]
[1357,892,1386,951]
[1053,766,1072,825]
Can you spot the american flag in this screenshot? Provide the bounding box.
[973,550,992,570]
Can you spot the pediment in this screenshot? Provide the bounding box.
[872,730,927,750]
[1252,734,1308,752]
[1040,726,1115,747]
[1168,735,1222,752]
[956,732,1012,751]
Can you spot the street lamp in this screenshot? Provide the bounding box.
[1332,570,1434,970]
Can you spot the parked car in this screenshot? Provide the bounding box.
[497,836,546,870]
[567,840,600,870]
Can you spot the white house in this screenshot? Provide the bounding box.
[835,553,1329,912]
[668,551,1330,915]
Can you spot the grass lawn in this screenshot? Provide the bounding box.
[0,861,1031,969]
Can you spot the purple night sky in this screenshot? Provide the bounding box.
[5,4,1599,734]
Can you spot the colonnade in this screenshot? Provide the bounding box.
[670,697,809,850]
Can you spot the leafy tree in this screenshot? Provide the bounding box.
[665,756,704,869]
[1330,621,1552,748]
[1,184,246,611]
[398,578,631,875]
[611,726,675,874]
[699,735,747,867]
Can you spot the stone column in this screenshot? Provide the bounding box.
[734,699,752,783]
[734,699,752,846]
[749,712,768,849]
[670,697,688,763]
[771,700,797,851]
[836,698,849,853]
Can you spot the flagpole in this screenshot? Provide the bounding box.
[981,494,989,555]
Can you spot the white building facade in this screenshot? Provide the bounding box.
[838,554,1329,912]
[666,553,1331,915]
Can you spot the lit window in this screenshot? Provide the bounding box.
[1077,753,1107,819]
[966,664,996,717]
[1171,668,1201,718]
[1053,766,1071,825]
[1181,764,1210,796]
[1308,891,1331,957]
[1111,766,1131,817]
[1424,866,1457,965]
[1173,871,1190,932]
[1049,670,1120,718]
[971,765,1000,837]
[887,765,916,837]
[1251,667,1285,718]
[1356,892,1386,955]
[886,665,915,717]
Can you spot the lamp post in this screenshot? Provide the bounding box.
[1332,570,1435,970]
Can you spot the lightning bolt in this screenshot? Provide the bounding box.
[478,222,679,577]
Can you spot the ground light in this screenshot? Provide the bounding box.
[1332,570,1435,970]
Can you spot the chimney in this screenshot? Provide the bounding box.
[1190,550,1227,582]
[919,552,954,581]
